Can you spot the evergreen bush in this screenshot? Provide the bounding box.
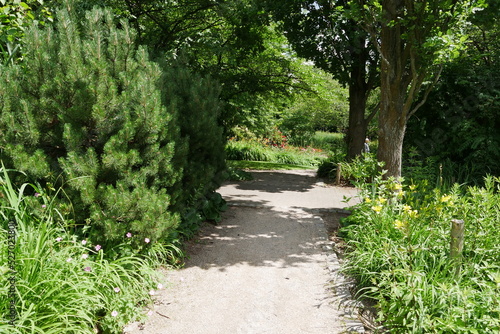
[0,5,182,248]
[160,62,226,215]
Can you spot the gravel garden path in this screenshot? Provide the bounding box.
[124,169,365,334]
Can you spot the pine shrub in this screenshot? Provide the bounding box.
[160,63,226,214]
[0,6,182,248]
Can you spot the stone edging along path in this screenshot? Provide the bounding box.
[124,170,367,334]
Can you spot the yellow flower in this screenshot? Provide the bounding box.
[394,219,406,230]
[440,195,452,203]
[364,197,372,203]
[393,182,403,190]
[378,197,387,204]
[409,209,419,218]
[371,205,382,213]
[403,205,412,212]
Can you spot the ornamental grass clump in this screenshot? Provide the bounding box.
[341,175,500,333]
[0,167,164,333]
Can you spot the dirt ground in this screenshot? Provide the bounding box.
[123,170,366,334]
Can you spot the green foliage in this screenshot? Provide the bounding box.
[310,132,346,152]
[341,175,500,333]
[201,192,227,223]
[160,61,226,214]
[225,139,325,167]
[0,0,53,65]
[279,67,350,146]
[405,15,500,182]
[176,192,227,240]
[225,139,275,162]
[279,111,315,146]
[0,5,181,248]
[224,166,254,181]
[0,166,165,333]
[339,153,384,185]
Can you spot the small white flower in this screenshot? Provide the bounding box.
[82,254,89,259]
[111,310,118,317]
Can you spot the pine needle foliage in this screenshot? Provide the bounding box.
[0,4,182,248]
[160,62,226,214]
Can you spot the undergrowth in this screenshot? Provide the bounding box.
[341,174,500,333]
[0,166,168,333]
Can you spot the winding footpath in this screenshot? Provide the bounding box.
[124,170,364,334]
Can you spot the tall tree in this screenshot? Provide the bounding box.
[265,0,379,159]
[405,0,500,180]
[78,0,308,134]
[352,0,486,178]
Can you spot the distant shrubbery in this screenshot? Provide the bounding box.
[225,137,325,167]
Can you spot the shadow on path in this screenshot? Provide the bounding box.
[183,206,328,270]
[230,170,318,193]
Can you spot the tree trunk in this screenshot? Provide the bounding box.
[377,0,407,179]
[346,82,368,160]
[346,35,373,160]
[377,100,406,179]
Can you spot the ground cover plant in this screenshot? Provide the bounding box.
[0,167,168,333]
[341,174,500,333]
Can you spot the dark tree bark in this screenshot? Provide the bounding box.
[377,0,407,178]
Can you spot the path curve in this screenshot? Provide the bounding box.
[124,170,364,334]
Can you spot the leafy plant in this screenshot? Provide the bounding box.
[0,166,165,333]
[341,174,500,333]
[339,153,384,185]
[224,166,254,181]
